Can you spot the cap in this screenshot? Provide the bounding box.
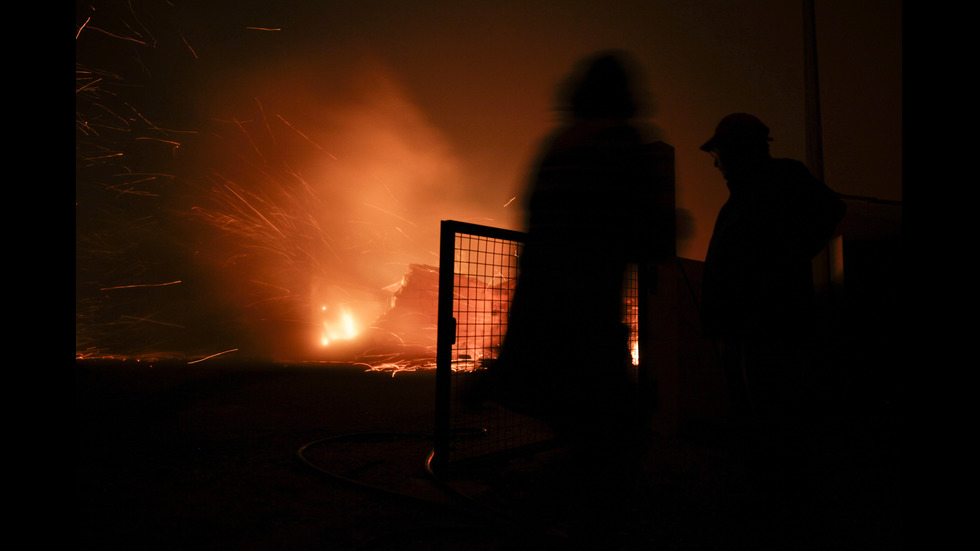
[700,113,771,151]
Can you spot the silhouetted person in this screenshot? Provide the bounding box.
[480,51,673,443]
[700,113,845,540]
[700,113,843,419]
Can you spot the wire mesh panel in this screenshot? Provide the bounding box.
[433,220,641,473]
[432,221,535,471]
[624,262,640,377]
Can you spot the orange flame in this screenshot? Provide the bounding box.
[320,305,360,346]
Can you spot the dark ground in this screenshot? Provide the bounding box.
[75,359,900,550]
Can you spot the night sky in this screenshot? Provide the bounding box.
[76,0,901,361]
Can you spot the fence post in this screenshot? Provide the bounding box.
[432,220,457,476]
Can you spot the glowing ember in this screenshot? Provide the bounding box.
[320,306,360,346]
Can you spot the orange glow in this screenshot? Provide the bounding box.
[320,306,360,347]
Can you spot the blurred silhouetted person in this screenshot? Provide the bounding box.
[478,51,674,442]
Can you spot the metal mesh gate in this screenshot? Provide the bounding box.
[432,220,641,473]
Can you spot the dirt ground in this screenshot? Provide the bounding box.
[75,359,899,550]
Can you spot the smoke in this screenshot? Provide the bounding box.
[181,59,482,360]
[76,0,503,362]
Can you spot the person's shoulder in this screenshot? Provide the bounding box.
[771,157,810,174]
[771,158,820,184]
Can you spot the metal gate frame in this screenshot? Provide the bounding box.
[431,220,649,475]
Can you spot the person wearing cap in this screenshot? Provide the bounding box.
[699,113,845,541]
[699,113,845,419]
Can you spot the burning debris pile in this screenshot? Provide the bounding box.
[328,262,517,374]
[374,264,440,345]
[450,270,517,372]
[349,264,440,371]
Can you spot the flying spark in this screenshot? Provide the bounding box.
[101,281,182,290]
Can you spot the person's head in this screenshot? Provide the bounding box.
[557,50,645,121]
[700,113,772,179]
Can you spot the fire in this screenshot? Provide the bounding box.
[320,305,360,346]
[75,2,499,362]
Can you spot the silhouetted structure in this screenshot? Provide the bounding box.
[481,51,674,439]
